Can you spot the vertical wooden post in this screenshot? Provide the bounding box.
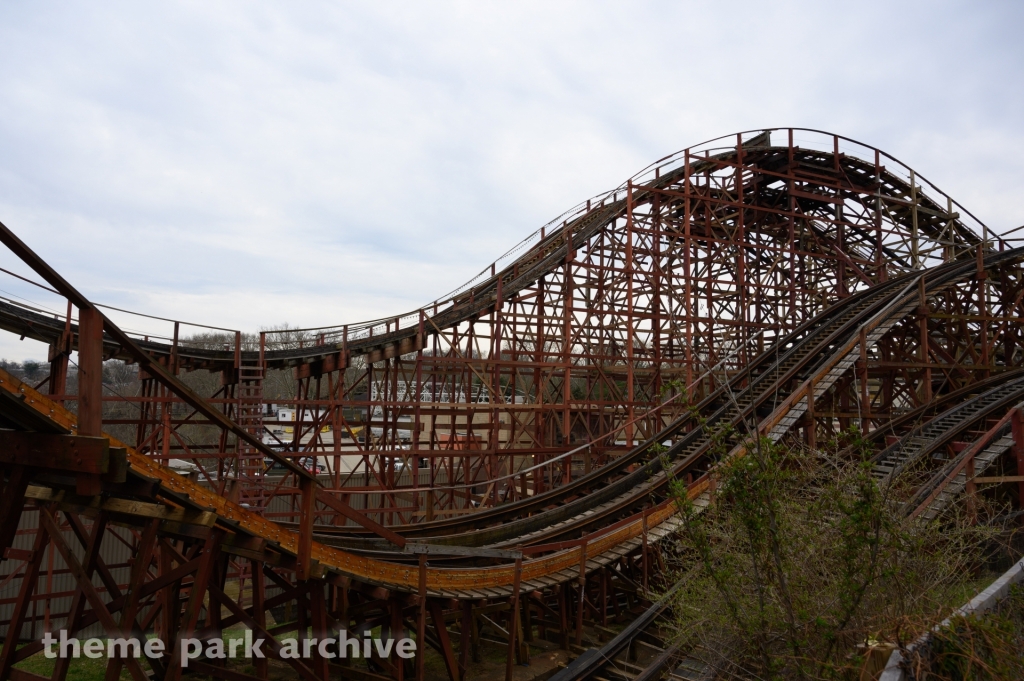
[0,466,31,558]
[391,595,406,681]
[298,476,315,580]
[165,529,224,681]
[77,307,103,436]
[46,302,72,403]
[522,592,534,644]
[252,560,269,680]
[965,453,977,525]
[429,600,460,681]
[505,549,523,681]
[309,582,330,681]
[575,538,587,646]
[918,279,932,403]
[1012,408,1024,516]
[641,512,649,592]
[416,554,427,681]
[806,377,817,451]
[459,601,473,675]
[558,585,569,650]
[77,306,104,495]
[859,327,871,432]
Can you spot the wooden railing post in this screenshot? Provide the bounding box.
[297,477,315,580]
[1011,408,1024,519]
[505,547,524,681]
[576,535,587,646]
[76,306,104,495]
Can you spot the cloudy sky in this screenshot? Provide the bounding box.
[0,1,1021,361]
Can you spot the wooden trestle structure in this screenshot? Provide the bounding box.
[0,128,1022,681]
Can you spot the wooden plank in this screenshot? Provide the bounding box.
[0,432,109,473]
[27,487,218,527]
[974,475,1024,483]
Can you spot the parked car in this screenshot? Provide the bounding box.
[299,457,326,474]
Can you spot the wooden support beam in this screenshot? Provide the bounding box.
[505,551,524,681]
[50,513,109,681]
[48,492,217,527]
[76,307,103,437]
[309,582,330,681]
[0,509,51,681]
[0,466,31,558]
[298,478,315,580]
[164,529,225,681]
[973,475,1024,484]
[0,432,113,474]
[459,601,472,678]
[207,582,320,681]
[104,519,160,681]
[429,601,459,681]
[38,509,150,681]
[251,558,269,680]
[315,488,406,547]
[416,554,427,681]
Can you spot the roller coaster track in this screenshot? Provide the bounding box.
[311,244,1024,552]
[0,130,1022,681]
[871,375,1024,485]
[3,251,1020,600]
[0,129,999,521]
[0,131,985,377]
[559,294,1024,681]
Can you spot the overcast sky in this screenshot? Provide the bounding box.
[0,1,1022,362]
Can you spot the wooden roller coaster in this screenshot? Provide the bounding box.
[0,129,1022,681]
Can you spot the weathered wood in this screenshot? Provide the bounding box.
[506,552,523,681]
[297,477,315,580]
[50,512,109,681]
[26,486,218,526]
[417,554,428,681]
[0,509,50,680]
[103,519,161,681]
[76,307,103,437]
[0,466,31,558]
[973,475,1024,483]
[430,600,460,681]
[207,582,320,681]
[164,528,224,681]
[0,432,109,473]
[315,488,406,547]
[38,509,150,681]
